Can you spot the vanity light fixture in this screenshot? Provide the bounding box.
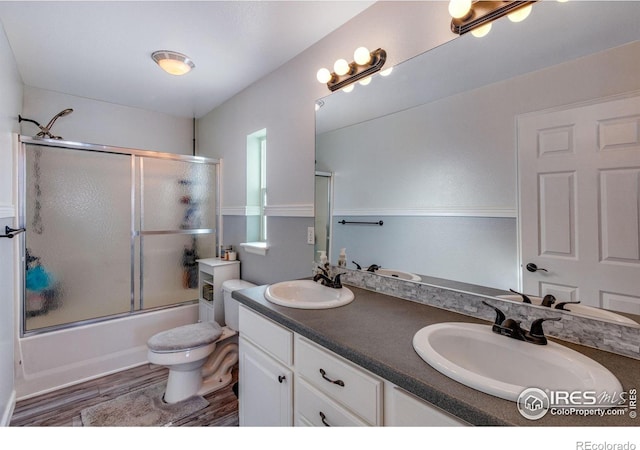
[151,50,195,76]
[449,0,538,36]
[316,47,387,92]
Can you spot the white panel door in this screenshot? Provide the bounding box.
[518,93,640,313]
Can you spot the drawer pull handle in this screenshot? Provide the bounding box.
[278,375,286,383]
[319,368,345,387]
[319,411,331,427]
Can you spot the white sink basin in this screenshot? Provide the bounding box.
[497,295,638,325]
[372,268,421,281]
[265,280,354,309]
[413,322,622,402]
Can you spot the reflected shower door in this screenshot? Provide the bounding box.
[314,172,332,261]
[24,145,132,331]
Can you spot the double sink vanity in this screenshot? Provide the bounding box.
[232,274,639,426]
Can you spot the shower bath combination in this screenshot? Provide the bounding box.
[18,108,74,140]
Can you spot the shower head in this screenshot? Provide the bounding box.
[35,108,74,140]
[44,108,73,129]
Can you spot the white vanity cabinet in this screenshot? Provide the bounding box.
[197,258,239,324]
[238,304,469,427]
[238,305,293,426]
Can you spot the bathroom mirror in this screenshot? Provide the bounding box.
[315,1,640,326]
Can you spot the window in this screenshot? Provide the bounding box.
[242,128,268,255]
[259,135,267,241]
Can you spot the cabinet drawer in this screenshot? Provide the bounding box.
[295,336,382,425]
[239,306,293,366]
[295,378,368,427]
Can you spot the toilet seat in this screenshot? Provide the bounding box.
[148,321,223,353]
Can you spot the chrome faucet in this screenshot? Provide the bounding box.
[482,301,561,345]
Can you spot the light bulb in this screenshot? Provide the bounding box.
[508,4,532,22]
[380,67,393,77]
[471,22,492,38]
[157,59,192,76]
[334,59,351,76]
[359,76,372,86]
[316,68,332,84]
[342,84,354,93]
[353,47,372,65]
[448,0,472,19]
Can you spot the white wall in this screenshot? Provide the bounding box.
[0,20,22,425]
[197,1,456,283]
[22,86,194,154]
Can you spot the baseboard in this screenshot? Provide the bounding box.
[0,389,16,426]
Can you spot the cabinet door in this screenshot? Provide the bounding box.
[384,384,468,427]
[239,336,292,426]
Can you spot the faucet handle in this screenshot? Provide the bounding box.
[482,301,506,326]
[509,288,532,304]
[555,300,581,311]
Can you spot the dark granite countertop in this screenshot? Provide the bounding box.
[232,283,639,426]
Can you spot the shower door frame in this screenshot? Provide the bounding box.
[18,136,221,337]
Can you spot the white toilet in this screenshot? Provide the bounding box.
[147,279,256,403]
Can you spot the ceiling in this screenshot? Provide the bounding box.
[0,1,374,118]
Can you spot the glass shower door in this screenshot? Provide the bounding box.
[22,140,219,334]
[24,144,133,331]
[140,156,217,309]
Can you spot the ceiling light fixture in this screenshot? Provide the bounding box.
[151,50,195,76]
[449,1,538,37]
[316,47,387,92]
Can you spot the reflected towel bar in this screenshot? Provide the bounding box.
[338,220,383,226]
[1,226,26,238]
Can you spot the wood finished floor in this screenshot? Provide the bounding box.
[10,363,239,427]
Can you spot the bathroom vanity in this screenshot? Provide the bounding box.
[233,284,639,426]
[238,303,464,426]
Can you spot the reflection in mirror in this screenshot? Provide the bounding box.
[314,172,332,262]
[315,1,640,326]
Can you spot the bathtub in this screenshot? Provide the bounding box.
[14,303,198,400]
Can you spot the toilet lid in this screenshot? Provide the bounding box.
[147,321,223,352]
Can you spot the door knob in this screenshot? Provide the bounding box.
[526,263,548,273]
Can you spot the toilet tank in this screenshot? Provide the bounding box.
[222,279,256,331]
